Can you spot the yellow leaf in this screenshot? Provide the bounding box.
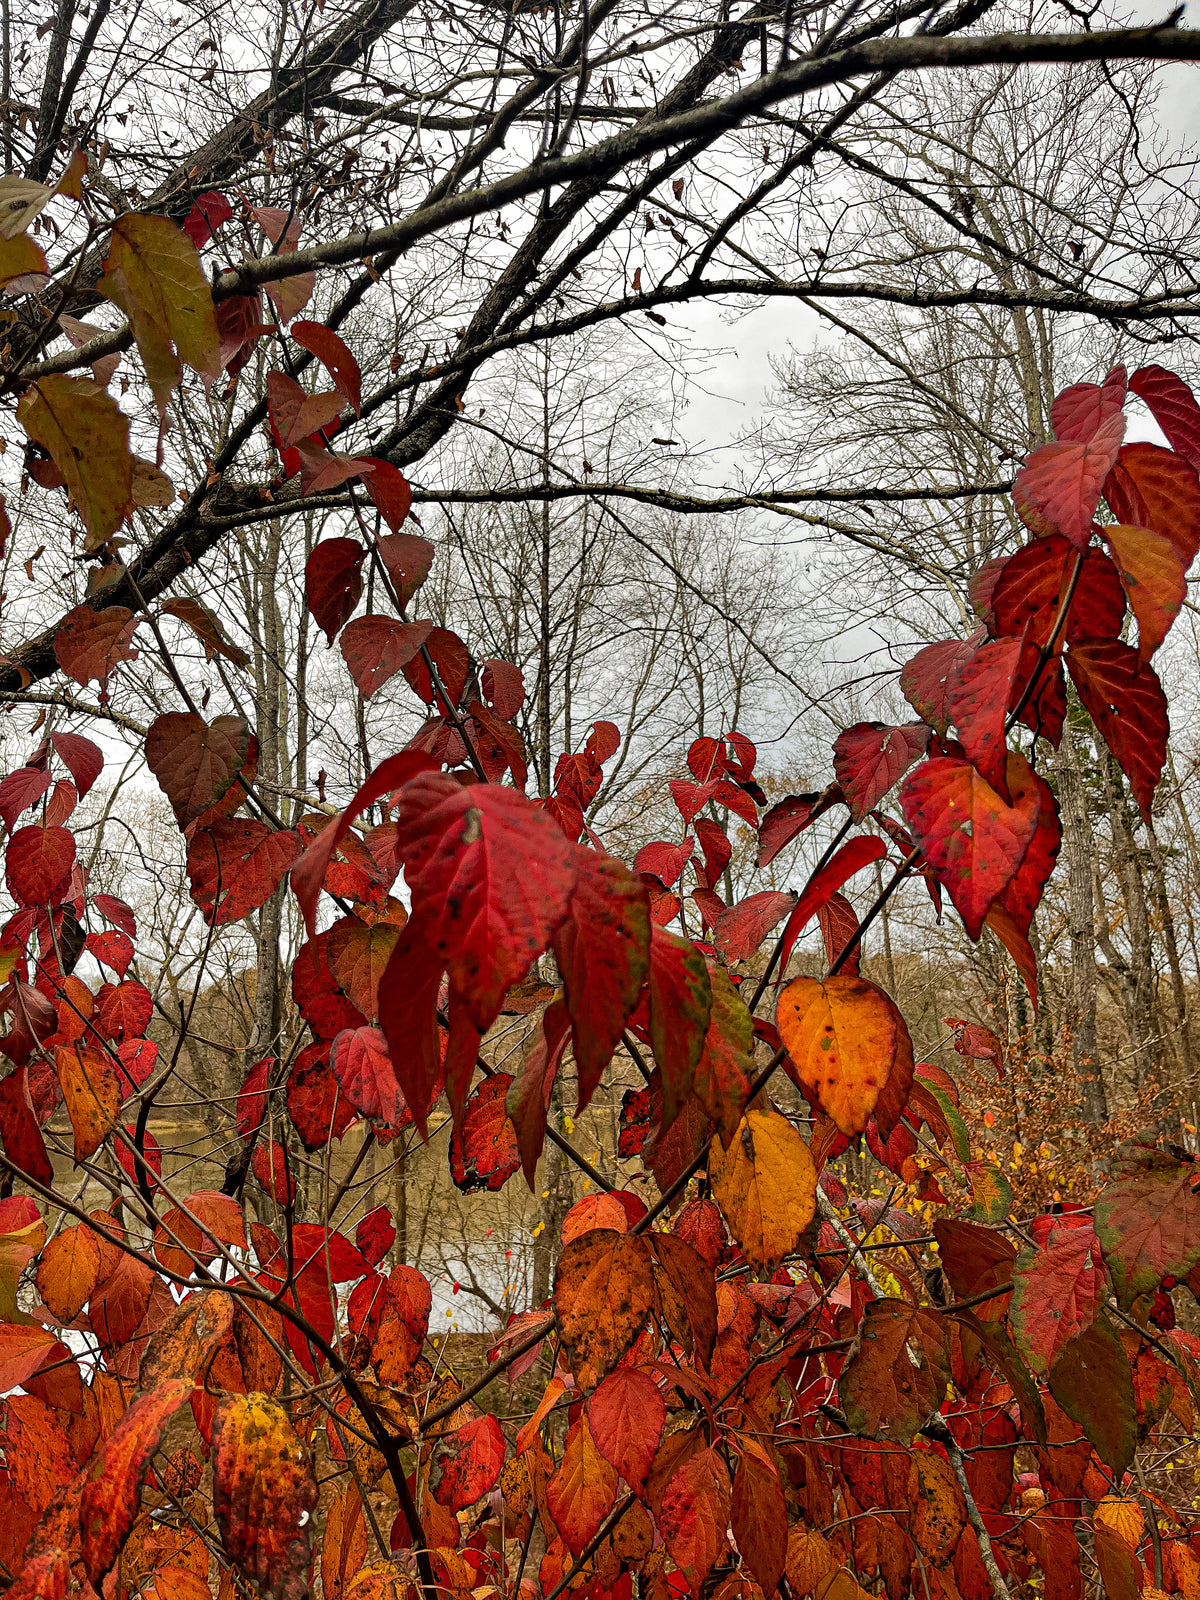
[54,149,87,201]
[17,376,133,548]
[0,179,52,240]
[785,1526,835,1598]
[1094,1496,1145,1549]
[0,232,48,288]
[777,974,898,1135]
[708,1108,816,1272]
[98,213,220,417]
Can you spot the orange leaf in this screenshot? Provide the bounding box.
[553,1228,658,1388]
[36,1224,101,1321]
[55,1045,121,1160]
[776,975,899,1136]
[1104,522,1187,663]
[546,1414,617,1554]
[212,1393,318,1600]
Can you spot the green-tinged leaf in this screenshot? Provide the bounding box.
[1047,1314,1136,1479]
[1094,1147,1200,1308]
[953,1309,1046,1444]
[964,1160,1011,1222]
[695,964,754,1147]
[17,377,133,548]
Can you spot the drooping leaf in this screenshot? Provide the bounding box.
[1103,522,1187,662]
[946,638,1022,793]
[1047,1314,1136,1479]
[17,378,133,548]
[1066,639,1168,817]
[1013,411,1124,546]
[755,789,840,869]
[450,1073,520,1192]
[292,321,362,413]
[546,1415,617,1554]
[212,1393,318,1600]
[647,926,712,1132]
[507,996,571,1188]
[899,636,979,737]
[1051,366,1126,443]
[145,713,251,830]
[330,1026,411,1132]
[995,754,1060,938]
[833,723,928,821]
[80,1377,192,1584]
[777,835,887,974]
[0,768,51,831]
[731,1440,788,1593]
[36,1224,101,1321]
[658,1445,732,1596]
[839,1300,949,1443]
[1128,363,1200,472]
[6,826,75,906]
[1104,440,1200,567]
[901,755,1037,940]
[990,536,1126,652]
[1094,1148,1200,1308]
[186,821,302,924]
[553,849,650,1115]
[554,1228,658,1388]
[1010,1226,1105,1375]
[708,1108,816,1272]
[361,459,415,538]
[49,733,102,799]
[908,1450,966,1564]
[98,213,220,418]
[588,1367,664,1493]
[776,975,898,1135]
[306,538,366,643]
[162,597,250,668]
[53,605,139,687]
[55,1045,121,1160]
[695,965,755,1147]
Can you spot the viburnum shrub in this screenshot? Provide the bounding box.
[3,191,1200,1600]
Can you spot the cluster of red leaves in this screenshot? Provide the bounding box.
[5,274,1200,1600]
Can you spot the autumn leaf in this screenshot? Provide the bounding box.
[731,1440,788,1592]
[776,975,898,1135]
[55,1045,121,1161]
[839,1300,949,1443]
[1051,366,1126,442]
[431,1413,505,1511]
[1105,440,1200,567]
[711,889,796,963]
[777,836,886,971]
[0,1323,57,1391]
[53,604,139,687]
[1103,523,1187,662]
[1013,410,1124,546]
[588,1367,665,1493]
[326,916,401,1020]
[695,964,755,1147]
[340,616,433,697]
[658,1445,732,1595]
[507,996,571,1187]
[0,231,48,288]
[901,755,1037,939]
[1094,1147,1200,1308]
[647,925,712,1131]
[212,1393,319,1600]
[6,826,76,907]
[1128,363,1200,472]
[554,1228,658,1387]
[1010,1226,1106,1374]
[35,1225,101,1322]
[80,1377,193,1584]
[186,821,302,924]
[17,377,134,547]
[98,213,220,419]
[292,321,363,412]
[450,1073,520,1192]
[833,722,928,821]
[546,1415,617,1553]
[1067,638,1168,818]
[708,1108,816,1272]
[899,636,979,736]
[162,597,250,667]
[1047,1314,1136,1478]
[908,1450,966,1563]
[306,538,366,643]
[146,713,251,830]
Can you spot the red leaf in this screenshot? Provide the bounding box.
[695,817,733,885]
[394,774,578,1035]
[833,723,928,821]
[53,605,139,688]
[305,538,365,644]
[995,755,1060,938]
[94,893,136,938]
[340,616,432,698]
[292,751,438,934]
[146,713,250,830]
[1103,523,1187,662]
[6,825,75,906]
[0,1067,51,1183]
[755,789,839,869]
[356,1205,395,1267]
[647,926,712,1132]
[1104,440,1200,566]
[712,889,795,964]
[668,778,721,824]
[236,1055,271,1141]
[360,457,414,535]
[588,1367,664,1492]
[1013,410,1124,546]
[1010,1226,1105,1375]
[431,1414,505,1511]
[266,370,344,449]
[187,821,302,924]
[947,639,1022,793]
[400,625,470,712]
[48,731,102,798]
[287,1042,359,1148]
[818,891,861,976]
[990,536,1125,650]
[1051,365,1126,443]
[1129,363,1200,472]
[1066,639,1168,817]
[80,1378,192,1585]
[507,996,571,1188]
[182,190,232,248]
[330,1026,412,1131]
[0,767,51,830]
[85,929,134,977]
[450,1073,519,1192]
[96,978,152,1040]
[900,636,980,737]
[553,850,650,1114]
[377,532,434,607]
[291,321,362,413]
[633,838,693,890]
[480,658,524,719]
[901,757,1037,940]
[985,902,1038,1007]
[658,1446,732,1594]
[1094,1148,1200,1308]
[778,835,886,971]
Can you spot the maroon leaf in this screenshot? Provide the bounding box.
[54,605,139,688]
[1066,639,1168,817]
[633,838,694,889]
[146,713,251,830]
[1104,440,1200,567]
[305,538,366,644]
[507,995,571,1187]
[0,767,51,830]
[833,723,929,821]
[1129,363,1200,472]
[1013,410,1124,547]
[755,789,840,869]
[291,321,362,413]
[186,821,302,924]
[712,889,796,964]
[647,926,712,1131]
[340,616,432,697]
[450,1073,520,1192]
[360,458,414,536]
[778,835,886,971]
